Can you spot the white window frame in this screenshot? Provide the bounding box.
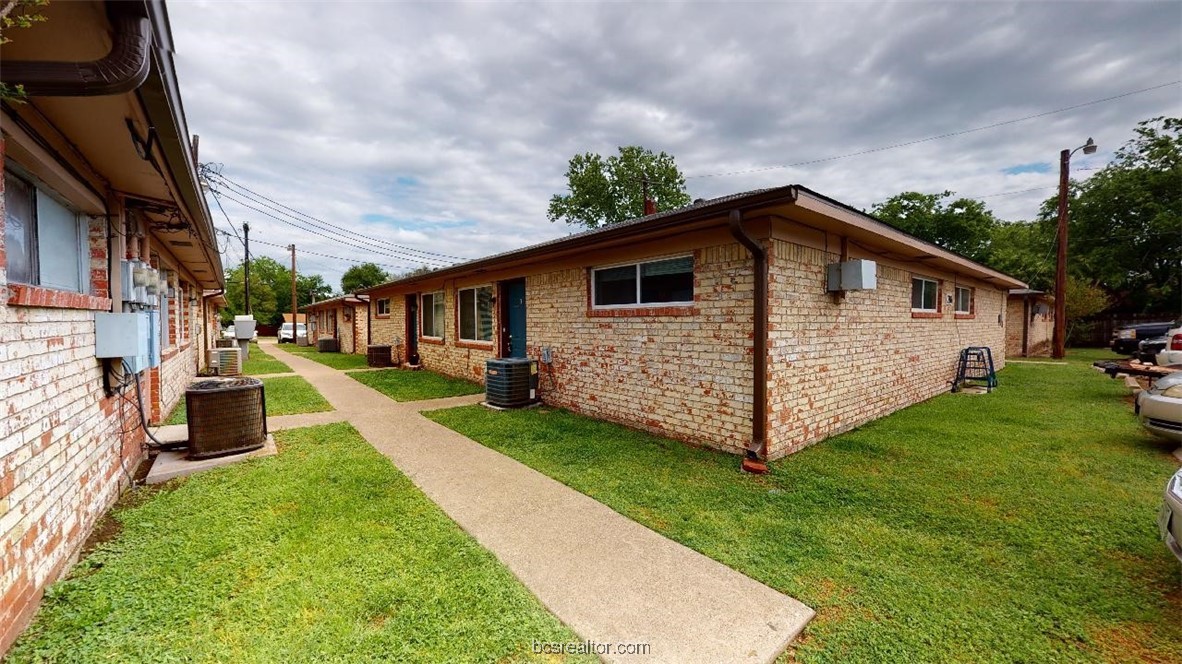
[3,166,88,294]
[376,298,391,316]
[954,286,973,315]
[457,285,494,343]
[590,254,694,310]
[421,290,445,339]
[911,276,939,313]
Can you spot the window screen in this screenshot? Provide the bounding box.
[459,286,494,341]
[422,291,445,337]
[35,190,83,292]
[911,278,938,311]
[593,256,694,307]
[3,173,36,285]
[955,287,972,313]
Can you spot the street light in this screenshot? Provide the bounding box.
[1052,137,1097,359]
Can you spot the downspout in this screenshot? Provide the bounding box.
[1,6,152,97]
[728,209,770,472]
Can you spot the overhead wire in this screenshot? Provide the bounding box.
[211,187,452,267]
[205,171,463,262]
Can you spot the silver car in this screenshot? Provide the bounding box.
[1161,468,1182,567]
[1136,372,1182,443]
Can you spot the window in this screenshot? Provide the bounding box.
[954,286,973,314]
[911,277,938,312]
[376,298,390,316]
[3,170,86,292]
[591,256,693,308]
[421,291,444,338]
[458,286,494,342]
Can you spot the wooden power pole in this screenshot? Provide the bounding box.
[289,244,298,328]
[243,222,251,315]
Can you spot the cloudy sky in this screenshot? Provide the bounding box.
[167,1,1182,291]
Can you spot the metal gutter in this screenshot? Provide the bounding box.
[0,4,151,97]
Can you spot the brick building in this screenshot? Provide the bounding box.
[0,1,224,652]
[304,294,369,353]
[1006,289,1054,357]
[362,185,1025,461]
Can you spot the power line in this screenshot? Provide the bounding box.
[684,80,1180,179]
[249,236,419,272]
[205,171,463,262]
[211,187,452,266]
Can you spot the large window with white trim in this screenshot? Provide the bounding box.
[421,291,445,338]
[458,286,494,342]
[591,255,693,308]
[3,169,87,293]
[911,277,938,312]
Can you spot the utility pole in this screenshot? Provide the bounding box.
[289,244,298,331]
[1052,137,1097,359]
[243,222,251,315]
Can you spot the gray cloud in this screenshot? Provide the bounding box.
[168,0,1182,289]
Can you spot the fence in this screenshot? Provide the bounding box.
[1074,312,1178,347]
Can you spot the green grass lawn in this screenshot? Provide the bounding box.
[349,368,483,402]
[425,362,1182,663]
[164,376,332,425]
[280,342,371,370]
[7,423,589,663]
[243,342,292,376]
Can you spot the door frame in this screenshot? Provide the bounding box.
[404,293,419,364]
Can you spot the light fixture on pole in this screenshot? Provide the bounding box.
[1052,137,1097,359]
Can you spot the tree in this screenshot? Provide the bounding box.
[870,191,999,263]
[0,0,49,103]
[223,262,275,326]
[297,274,333,305]
[987,220,1054,292]
[547,146,692,228]
[341,262,390,293]
[1064,275,1110,346]
[1036,116,1181,313]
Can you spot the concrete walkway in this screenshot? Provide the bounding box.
[262,340,813,663]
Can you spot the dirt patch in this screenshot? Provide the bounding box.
[1087,621,1177,663]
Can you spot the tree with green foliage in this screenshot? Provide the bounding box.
[547,146,692,228]
[222,258,336,325]
[0,0,48,102]
[1036,116,1181,313]
[340,262,390,293]
[987,220,1054,291]
[870,191,999,264]
[223,263,275,326]
[297,274,333,305]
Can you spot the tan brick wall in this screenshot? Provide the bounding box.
[1006,295,1053,357]
[524,245,755,453]
[766,240,1007,459]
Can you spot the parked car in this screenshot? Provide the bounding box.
[1156,320,1182,366]
[1135,371,1182,443]
[1138,336,1169,363]
[1160,467,1182,568]
[1112,320,1176,355]
[278,322,306,343]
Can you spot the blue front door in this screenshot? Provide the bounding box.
[505,279,526,358]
